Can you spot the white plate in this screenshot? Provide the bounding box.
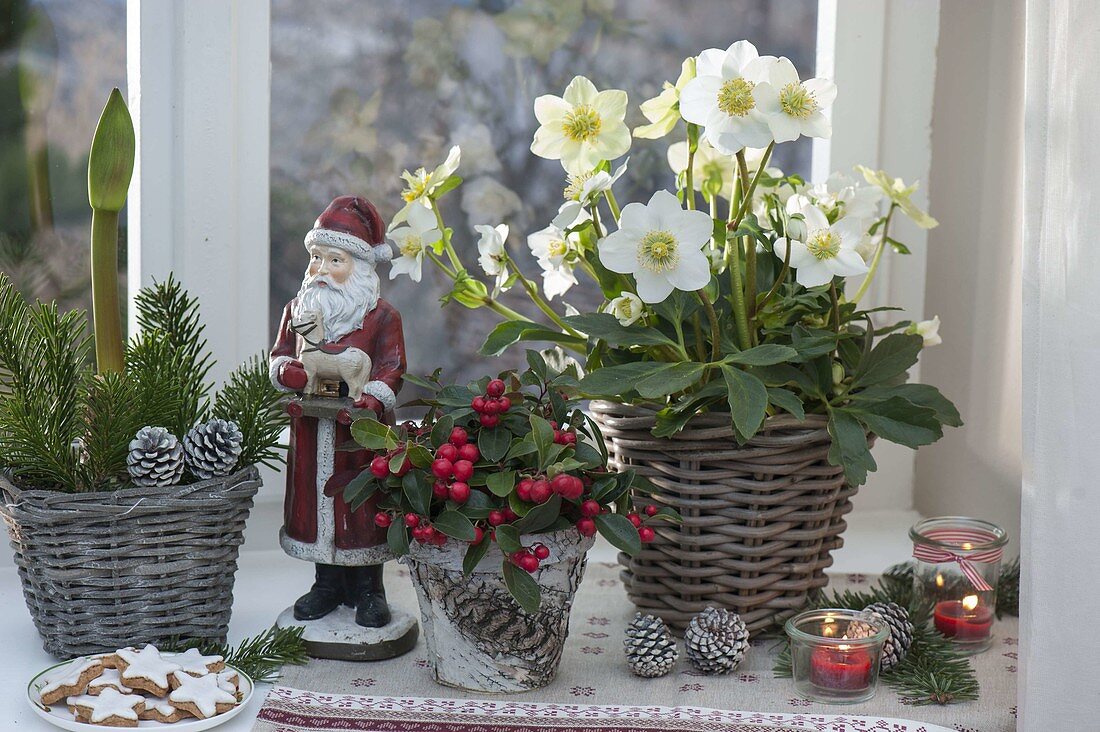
[27,653,254,731]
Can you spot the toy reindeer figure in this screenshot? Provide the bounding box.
[269,196,417,659]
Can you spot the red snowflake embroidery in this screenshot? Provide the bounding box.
[1003,651,1018,660]
[899,695,923,706]
[351,678,375,688]
[587,617,610,626]
[788,697,812,707]
[847,573,868,584]
[583,631,609,639]
[413,658,430,669]
[1006,665,1017,673]
[570,686,595,697]
[679,683,704,692]
[1003,637,1018,646]
[580,646,605,655]
[737,674,759,683]
[597,579,618,587]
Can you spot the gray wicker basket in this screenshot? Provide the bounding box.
[590,401,869,635]
[0,465,261,658]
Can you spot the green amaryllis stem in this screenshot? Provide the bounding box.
[87,88,134,374]
[504,253,583,338]
[603,188,621,221]
[430,200,463,272]
[90,209,124,372]
[684,123,698,211]
[736,150,758,330]
[726,142,775,233]
[851,204,897,305]
[696,290,721,362]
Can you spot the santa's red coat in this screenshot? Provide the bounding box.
[271,297,406,549]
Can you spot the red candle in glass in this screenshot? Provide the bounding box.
[809,645,873,690]
[934,596,993,640]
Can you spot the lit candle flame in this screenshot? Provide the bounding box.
[822,624,836,637]
[935,574,945,588]
[962,594,979,611]
[961,542,973,551]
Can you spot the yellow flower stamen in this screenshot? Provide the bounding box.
[779,82,817,119]
[806,230,840,260]
[564,171,595,201]
[401,169,431,202]
[399,235,422,257]
[547,239,568,258]
[562,104,602,143]
[717,77,756,117]
[637,230,679,273]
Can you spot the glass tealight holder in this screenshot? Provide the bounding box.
[785,608,889,704]
[910,516,1007,654]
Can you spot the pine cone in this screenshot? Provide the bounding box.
[184,418,244,480]
[127,426,184,488]
[863,601,914,672]
[623,612,679,678]
[684,607,749,674]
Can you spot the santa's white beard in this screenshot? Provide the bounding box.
[294,259,380,341]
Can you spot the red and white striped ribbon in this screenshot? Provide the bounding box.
[912,528,1003,592]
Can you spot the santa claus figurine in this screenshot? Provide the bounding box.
[270,195,405,630]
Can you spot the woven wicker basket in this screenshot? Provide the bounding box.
[0,465,261,658]
[590,401,868,635]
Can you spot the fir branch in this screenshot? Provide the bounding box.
[132,276,213,436]
[996,556,1020,619]
[212,355,288,469]
[164,625,308,684]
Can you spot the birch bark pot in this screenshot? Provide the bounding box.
[401,529,595,693]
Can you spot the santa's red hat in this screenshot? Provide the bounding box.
[303,195,392,264]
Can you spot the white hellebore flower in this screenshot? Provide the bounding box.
[554,160,628,230]
[603,293,645,326]
[387,204,441,283]
[598,190,714,303]
[773,195,867,288]
[752,57,836,143]
[390,145,462,229]
[531,75,631,175]
[528,223,581,300]
[634,58,696,140]
[679,41,773,154]
[855,166,939,229]
[667,139,734,200]
[475,224,511,292]
[908,316,942,347]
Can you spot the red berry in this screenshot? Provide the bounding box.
[563,431,577,445]
[449,427,468,446]
[405,513,421,528]
[550,473,572,494]
[553,430,565,445]
[487,378,506,397]
[581,500,601,518]
[471,526,484,544]
[639,526,656,543]
[480,414,499,428]
[488,510,506,526]
[498,396,511,412]
[431,458,454,479]
[472,396,487,413]
[373,512,392,528]
[533,544,550,560]
[458,443,480,462]
[502,507,518,522]
[411,525,426,542]
[645,505,659,516]
[436,444,459,462]
[432,529,448,546]
[516,478,534,502]
[369,456,390,478]
[627,513,642,528]
[549,420,559,430]
[432,480,450,499]
[483,398,501,415]
[519,554,540,573]
[552,474,583,500]
[529,479,552,504]
[448,481,471,503]
[576,518,597,537]
[452,459,474,482]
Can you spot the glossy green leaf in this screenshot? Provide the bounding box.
[766,387,805,420]
[724,343,799,366]
[462,538,490,576]
[720,365,768,439]
[852,333,923,389]
[847,397,943,448]
[827,408,876,487]
[634,363,707,398]
[430,414,454,449]
[387,520,409,557]
[515,493,562,533]
[433,510,477,541]
[594,513,642,555]
[478,424,511,462]
[562,313,678,347]
[486,469,516,497]
[502,561,542,614]
[495,524,523,554]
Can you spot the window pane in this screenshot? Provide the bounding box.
[1,0,127,313]
[270,0,817,384]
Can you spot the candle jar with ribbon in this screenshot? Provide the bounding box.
[910,516,1008,654]
[785,608,890,704]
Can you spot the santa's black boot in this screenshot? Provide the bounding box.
[293,563,346,621]
[345,564,392,628]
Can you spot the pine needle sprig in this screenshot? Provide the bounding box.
[212,355,288,469]
[164,625,308,683]
[996,556,1020,619]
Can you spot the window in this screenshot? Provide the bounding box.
[269,0,817,385]
[0,0,126,313]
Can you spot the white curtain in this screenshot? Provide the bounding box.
[1022,0,1100,726]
